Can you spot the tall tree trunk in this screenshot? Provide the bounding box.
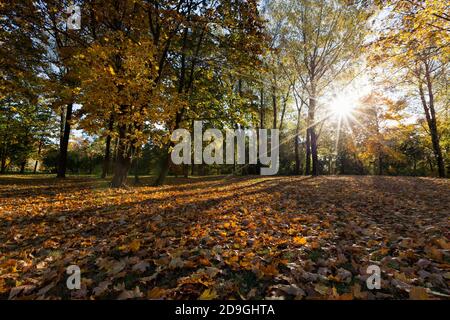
[309,85,319,176]
[112,137,119,170]
[89,158,93,175]
[59,107,65,148]
[293,88,303,175]
[199,162,205,176]
[428,119,445,177]
[183,164,189,178]
[33,160,38,174]
[33,139,43,174]
[155,111,184,186]
[155,147,171,186]
[295,108,301,175]
[305,128,311,175]
[111,123,132,188]
[279,87,290,131]
[133,157,140,184]
[20,161,26,174]
[133,146,141,184]
[233,123,238,174]
[310,128,319,176]
[0,160,5,174]
[1,114,12,174]
[378,153,383,175]
[57,103,73,178]
[419,69,445,177]
[425,63,445,177]
[156,25,189,186]
[1,147,7,174]
[272,85,277,129]
[260,88,265,129]
[101,115,114,178]
[428,156,434,172]
[258,88,265,174]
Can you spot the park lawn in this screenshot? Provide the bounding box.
[0,175,449,300]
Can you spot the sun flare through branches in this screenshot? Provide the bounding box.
[330,93,358,120]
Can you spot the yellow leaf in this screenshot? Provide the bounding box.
[199,288,218,300]
[129,240,141,252]
[119,240,140,252]
[409,287,429,300]
[293,236,307,246]
[108,66,116,76]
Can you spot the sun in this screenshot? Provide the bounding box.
[330,93,358,119]
[333,96,354,117]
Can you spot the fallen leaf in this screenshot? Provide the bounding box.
[293,236,307,246]
[147,287,167,299]
[409,287,429,300]
[199,288,218,300]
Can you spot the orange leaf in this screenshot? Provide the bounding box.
[293,236,307,246]
[409,287,429,300]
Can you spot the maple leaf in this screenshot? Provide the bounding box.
[198,288,218,300]
[293,236,307,246]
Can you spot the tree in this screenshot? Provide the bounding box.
[275,0,370,175]
[353,93,404,175]
[373,0,449,177]
[76,0,179,187]
[0,2,57,173]
[153,0,267,185]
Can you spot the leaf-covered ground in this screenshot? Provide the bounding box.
[0,175,449,300]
